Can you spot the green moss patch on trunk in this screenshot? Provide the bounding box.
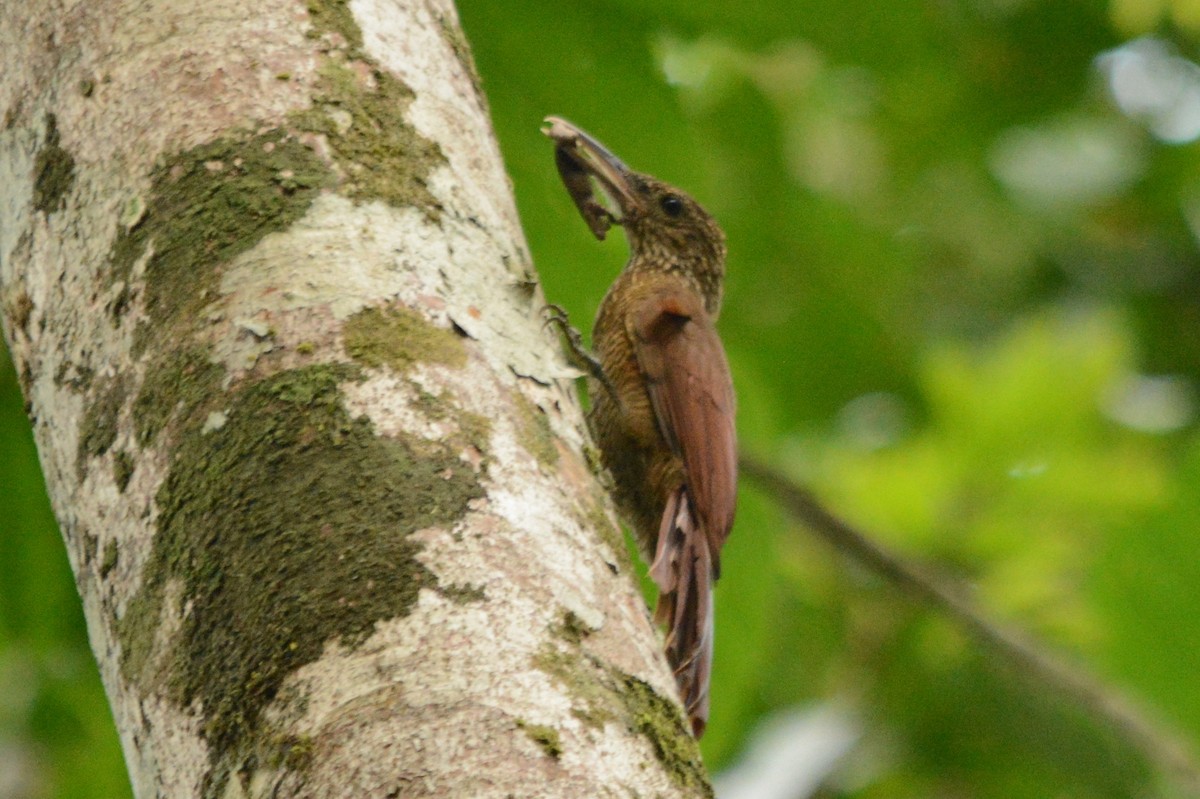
[106,129,332,345]
[514,392,560,471]
[343,305,467,373]
[76,374,128,478]
[516,720,563,759]
[133,346,225,447]
[112,450,135,492]
[296,0,446,215]
[533,642,710,796]
[33,113,76,213]
[118,365,484,795]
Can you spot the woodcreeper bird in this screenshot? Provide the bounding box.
[542,117,737,738]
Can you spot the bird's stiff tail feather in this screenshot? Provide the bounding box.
[649,485,714,738]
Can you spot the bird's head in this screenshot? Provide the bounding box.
[543,116,727,315]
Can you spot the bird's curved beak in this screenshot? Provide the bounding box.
[543,116,639,240]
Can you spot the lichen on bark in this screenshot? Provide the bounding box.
[106,129,333,349]
[76,374,128,477]
[342,304,496,470]
[343,305,467,373]
[96,125,334,472]
[99,109,478,793]
[296,0,446,214]
[133,347,224,447]
[32,113,75,213]
[534,635,710,796]
[100,540,119,578]
[516,720,563,759]
[514,391,560,471]
[579,488,632,573]
[118,364,485,794]
[6,290,34,336]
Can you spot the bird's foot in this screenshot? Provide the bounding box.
[541,304,617,399]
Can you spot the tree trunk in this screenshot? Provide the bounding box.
[0,1,711,796]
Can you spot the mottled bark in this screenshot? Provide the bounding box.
[0,1,711,796]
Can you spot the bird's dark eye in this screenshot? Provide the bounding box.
[660,194,684,217]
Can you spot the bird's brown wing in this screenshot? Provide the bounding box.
[627,275,737,572]
[627,275,736,736]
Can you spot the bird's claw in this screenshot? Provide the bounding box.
[542,303,597,372]
[541,304,618,400]
[540,303,574,334]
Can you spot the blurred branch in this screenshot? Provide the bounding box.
[740,454,1200,796]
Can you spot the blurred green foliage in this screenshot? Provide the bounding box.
[4,0,1200,795]
[0,357,130,798]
